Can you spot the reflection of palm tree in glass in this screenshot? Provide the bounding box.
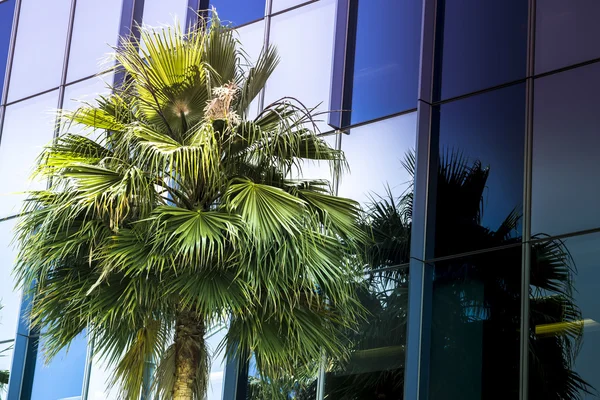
[330,150,592,400]
[428,150,593,400]
[248,150,593,399]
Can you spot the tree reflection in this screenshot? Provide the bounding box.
[247,150,593,399]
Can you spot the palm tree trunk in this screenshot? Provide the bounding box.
[173,310,207,400]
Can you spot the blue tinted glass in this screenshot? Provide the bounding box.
[434,0,528,101]
[349,0,421,125]
[0,0,16,100]
[532,62,600,237]
[428,246,522,399]
[433,84,526,257]
[529,232,600,398]
[29,333,87,399]
[210,0,265,26]
[536,0,600,74]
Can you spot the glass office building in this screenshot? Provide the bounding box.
[0,0,599,398]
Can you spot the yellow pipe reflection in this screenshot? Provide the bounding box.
[535,318,600,336]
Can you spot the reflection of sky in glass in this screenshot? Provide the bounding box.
[236,20,265,119]
[350,0,421,125]
[532,63,600,237]
[66,0,122,83]
[0,0,16,100]
[271,0,308,13]
[535,0,600,74]
[87,353,120,400]
[0,91,58,219]
[61,74,114,139]
[434,0,527,101]
[547,232,600,395]
[7,0,71,101]
[0,220,19,346]
[436,83,525,234]
[206,325,227,400]
[264,0,336,133]
[29,333,87,400]
[141,0,188,28]
[338,113,417,207]
[210,0,265,26]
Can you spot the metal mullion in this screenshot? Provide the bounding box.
[404,0,438,397]
[519,0,537,399]
[0,0,22,147]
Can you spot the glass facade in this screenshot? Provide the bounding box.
[0,0,599,399]
[263,0,337,133]
[433,0,528,101]
[432,84,526,257]
[210,0,265,26]
[7,0,71,102]
[348,0,421,125]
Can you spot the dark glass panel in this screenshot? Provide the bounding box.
[529,232,600,399]
[428,246,522,400]
[532,62,600,238]
[433,0,527,101]
[536,0,600,74]
[0,0,15,100]
[349,0,421,125]
[325,269,408,399]
[433,84,526,258]
[210,0,265,26]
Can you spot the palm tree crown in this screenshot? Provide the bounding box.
[14,14,366,400]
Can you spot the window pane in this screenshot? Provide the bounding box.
[61,74,114,138]
[0,0,16,100]
[246,354,318,399]
[433,84,525,258]
[142,0,188,28]
[349,0,421,125]
[339,113,416,211]
[66,0,122,82]
[529,232,600,398]
[236,20,265,119]
[535,0,600,74]
[325,269,408,399]
[29,333,87,400]
[63,74,113,111]
[271,0,309,13]
[264,0,336,133]
[433,0,527,101]
[206,325,226,400]
[0,91,58,218]
[428,246,522,399]
[7,0,71,102]
[87,354,119,400]
[210,0,264,26]
[532,63,600,237]
[0,220,20,346]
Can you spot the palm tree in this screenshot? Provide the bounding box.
[13,14,366,400]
